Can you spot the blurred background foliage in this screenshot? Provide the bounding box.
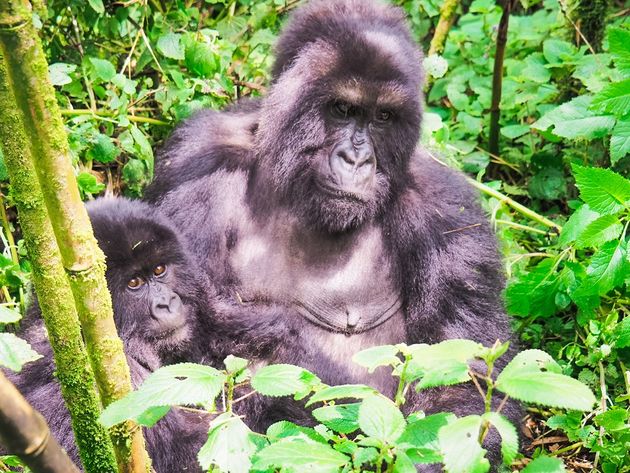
[0,0,628,470]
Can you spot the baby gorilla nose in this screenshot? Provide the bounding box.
[151,288,183,321]
[330,142,376,194]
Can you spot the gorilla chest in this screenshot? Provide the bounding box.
[230,222,402,334]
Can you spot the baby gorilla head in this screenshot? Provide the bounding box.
[87,198,207,361]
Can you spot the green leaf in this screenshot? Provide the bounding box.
[543,39,580,65]
[572,164,630,215]
[157,33,185,60]
[610,118,630,164]
[358,395,406,443]
[306,384,378,407]
[575,215,623,248]
[352,345,400,372]
[397,413,454,465]
[100,363,225,427]
[482,412,518,465]
[251,364,320,397]
[608,27,630,75]
[558,204,601,246]
[415,359,471,390]
[496,351,596,411]
[129,126,153,162]
[252,439,349,473]
[594,407,628,431]
[198,413,261,473]
[312,403,360,434]
[505,259,559,317]
[590,78,630,116]
[89,57,116,82]
[528,167,567,201]
[501,124,530,139]
[0,333,41,372]
[424,54,448,79]
[76,172,105,196]
[87,0,105,14]
[0,305,21,323]
[87,133,120,163]
[575,239,627,297]
[614,316,630,348]
[224,355,248,374]
[521,456,566,473]
[185,40,219,78]
[48,63,76,86]
[532,96,615,140]
[408,339,484,366]
[438,415,489,473]
[392,452,416,473]
[266,421,327,444]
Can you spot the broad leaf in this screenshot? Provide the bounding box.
[532,96,615,140]
[608,27,630,75]
[408,339,484,366]
[252,439,349,473]
[590,78,630,116]
[312,403,360,434]
[438,415,489,473]
[415,359,471,390]
[521,456,566,473]
[558,204,600,246]
[266,421,327,443]
[482,412,518,465]
[0,333,41,372]
[157,33,185,60]
[397,413,454,465]
[87,133,120,163]
[574,215,623,248]
[574,239,627,297]
[198,413,262,473]
[251,364,320,397]
[89,57,116,82]
[100,363,225,427]
[572,165,630,215]
[358,395,406,443]
[610,119,630,164]
[48,63,76,86]
[505,259,559,317]
[614,316,630,348]
[0,306,21,323]
[306,384,377,407]
[352,345,400,372]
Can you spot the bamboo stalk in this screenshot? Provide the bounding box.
[0,1,149,471]
[488,0,513,157]
[0,371,81,473]
[0,54,118,473]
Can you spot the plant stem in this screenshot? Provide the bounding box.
[0,1,149,471]
[394,355,410,407]
[428,0,460,56]
[60,109,170,126]
[488,0,513,157]
[0,193,18,265]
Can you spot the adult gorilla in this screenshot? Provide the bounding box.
[147,0,519,465]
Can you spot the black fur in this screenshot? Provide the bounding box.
[147,0,521,468]
[7,198,210,472]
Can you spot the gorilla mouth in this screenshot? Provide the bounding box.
[315,181,369,202]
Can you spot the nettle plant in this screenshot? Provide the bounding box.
[101,340,595,473]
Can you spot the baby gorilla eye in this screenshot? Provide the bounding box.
[375,110,393,123]
[153,264,167,277]
[127,276,145,290]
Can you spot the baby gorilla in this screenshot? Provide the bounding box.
[9,198,210,472]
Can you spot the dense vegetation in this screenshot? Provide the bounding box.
[0,0,628,471]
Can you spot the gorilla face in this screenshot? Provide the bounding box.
[253,17,423,233]
[87,198,205,357]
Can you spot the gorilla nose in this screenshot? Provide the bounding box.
[330,144,376,192]
[151,292,183,320]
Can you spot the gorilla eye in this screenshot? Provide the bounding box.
[376,110,393,123]
[127,277,145,290]
[332,101,354,118]
[153,265,167,277]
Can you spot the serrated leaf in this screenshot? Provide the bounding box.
[87,0,104,14]
[591,78,630,116]
[48,63,76,86]
[496,371,595,410]
[185,40,219,78]
[416,359,471,390]
[129,126,153,162]
[266,421,327,443]
[439,415,489,473]
[358,395,406,443]
[501,124,529,139]
[157,33,185,60]
[306,384,377,407]
[608,28,630,75]
[498,350,562,379]
[543,39,580,65]
[594,407,628,431]
[572,164,630,215]
[482,412,518,465]
[0,333,41,372]
[505,259,560,317]
[532,96,615,139]
[198,413,261,473]
[558,204,601,246]
[100,363,225,427]
[610,119,630,164]
[408,339,484,366]
[224,355,248,374]
[575,214,623,248]
[251,364,319,397]
[252,439,349,473]
[352,345,400,372]
[521,456,566,473]
[312,403,360,434]
[89,57,116,81]
[0,306,21,323]
[575,239,627,296]
[614,316,630,348]
[397,413,454,464]
[393,452,416,473]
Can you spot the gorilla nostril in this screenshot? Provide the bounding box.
[338,150,355,165]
